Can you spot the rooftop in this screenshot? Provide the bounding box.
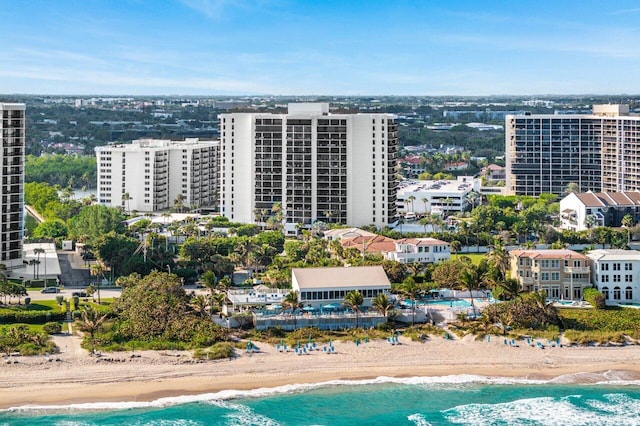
[292,266,391,289]
[510,249,588,260]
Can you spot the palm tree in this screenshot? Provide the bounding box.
[399,277,422,325]
[622,214,634,247]
[563,182,580,196]
[77,306,108,352]
[371,293,393,319]
[190,294,209,318]
[201,270,218,310]
[122,192,132,214]
[459,268,479,318]
[33,248,45,279]
[343,290,364,328]
[407,195,416,213]
[89,263,105,304]
[486,242,510,280]
[282,290,301,330]
[497,278,521,301]
[465,191,480,211]
[422,197,428,215]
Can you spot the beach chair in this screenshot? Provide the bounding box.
[510,339,519,347]
[536,342,545,349]
[503,339,508,346]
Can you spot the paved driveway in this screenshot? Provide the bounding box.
[56,250,93,288]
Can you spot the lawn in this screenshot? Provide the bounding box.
[452,253,486,265]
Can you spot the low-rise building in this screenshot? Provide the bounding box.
[396,176,479,216]
[292,265,391,309]
[386,238,450,264]
[585,249,640,305]
[510,249,591,301]
[559,191,640,231]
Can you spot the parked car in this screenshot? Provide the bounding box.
[41,287,60,293]
[72,290,87,297]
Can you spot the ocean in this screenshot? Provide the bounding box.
[2,374,640,425]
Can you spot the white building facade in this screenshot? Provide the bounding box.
[386,238,450,264]
[396,177,479,216]
[0,103,25,270]
[219,103,399,233]
[586,249,640,305]
[96,138,219,212]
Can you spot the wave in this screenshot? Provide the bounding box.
[3,372,640,414]
[443,393,640,425]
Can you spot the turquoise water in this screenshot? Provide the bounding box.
[2,375,640,425]
[402,299,472,308]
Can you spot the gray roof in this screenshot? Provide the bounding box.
[292,266,391,289]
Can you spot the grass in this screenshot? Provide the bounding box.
[0,323,48,333]
[452,253,486,265]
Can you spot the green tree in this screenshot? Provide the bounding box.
[399,277,422,325]
[32,219,68,239]
[343,290,364,328]
[622,214,634,247]
[67,204,125,244]
[371,293,393,319]
[282,290,301,330]
[77,306,108,349]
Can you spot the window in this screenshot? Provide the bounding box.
[541,260,549,268]
[602,286,609,300]
[541,272,549,281]
[613,275,621,282]
[625,263,633,271]
[626,287,633,300]
[551,272,560,281]
[602,275,609,282]
[602,263,609,271]
[613,287,621,300]
[626,274,633,282]
[551,260,559,268]
[613,263,621,271]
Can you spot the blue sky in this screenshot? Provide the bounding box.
[2,0,640,96]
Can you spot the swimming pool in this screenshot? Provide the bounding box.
[402,299,472,308]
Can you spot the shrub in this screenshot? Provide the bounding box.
[584,288,606,309]
[0,310,66,324]
[24,297,31,307]
[193,343,235,360]
[43,322,62,334]
[55,295,64,305]
[72,295,80,310]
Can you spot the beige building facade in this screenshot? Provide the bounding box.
[510,249,591,301]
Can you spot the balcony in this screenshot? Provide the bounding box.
[564,266,590,274]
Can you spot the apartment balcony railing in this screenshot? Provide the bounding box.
[564,266,590,274]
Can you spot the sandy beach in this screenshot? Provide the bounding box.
[1,332,640,409]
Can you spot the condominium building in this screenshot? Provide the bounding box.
[586,249,640,305]
[509,249,591,301]
[0,103,25,270]
[96,138,219,213]
[386,238,450,264]
[506,104,640,196]
[219,103,398,233]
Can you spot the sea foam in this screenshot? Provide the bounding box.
[443,393,640,426]
[3,373,640,414]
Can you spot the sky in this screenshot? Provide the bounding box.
[2,0,640,96]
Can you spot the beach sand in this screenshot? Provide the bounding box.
[1,332,640,409]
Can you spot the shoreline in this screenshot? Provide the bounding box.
[2,334,640,410]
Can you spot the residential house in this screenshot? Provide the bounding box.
[510,249,591,300]
[586,249,640,305]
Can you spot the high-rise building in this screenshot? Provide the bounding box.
[0,103,25,270]
[95,138,219,213]
[506,105,640,196]
[219,103,398,233]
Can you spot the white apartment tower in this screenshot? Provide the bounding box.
[0,103,25,270]
[506,104,640,196]
[95,138,219,212]
[219,103,398,232]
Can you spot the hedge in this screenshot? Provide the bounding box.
[0,310,66,324]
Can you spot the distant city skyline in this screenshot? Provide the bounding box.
[2,1,640,96]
